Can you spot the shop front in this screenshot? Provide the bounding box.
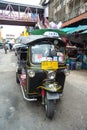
[61,16,87,70]
[65,46,87,70]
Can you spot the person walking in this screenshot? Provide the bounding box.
[3,44,8,54]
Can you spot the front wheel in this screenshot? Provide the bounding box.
[45,98,55,119]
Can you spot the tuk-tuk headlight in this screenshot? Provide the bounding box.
[47,71,56,80]
[27,70,35,78]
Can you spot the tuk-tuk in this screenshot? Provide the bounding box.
[16,30,67,119]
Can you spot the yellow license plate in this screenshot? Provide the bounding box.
[41,61,58,70]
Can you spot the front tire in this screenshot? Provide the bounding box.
[45,98,55,119]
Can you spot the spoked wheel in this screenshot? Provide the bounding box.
[45,97,55,119]
[16,72,20,84]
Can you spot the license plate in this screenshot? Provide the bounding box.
[47,92,59,100]
[41,61,58,70]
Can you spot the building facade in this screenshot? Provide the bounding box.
[48,0,87,27]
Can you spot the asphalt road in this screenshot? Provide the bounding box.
[0,49,87,130]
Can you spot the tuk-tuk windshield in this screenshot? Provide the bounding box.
[31,43,65,64]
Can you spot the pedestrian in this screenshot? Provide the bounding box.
[9,43,12,51]
[42,13,45,25]
[3,44,8,54]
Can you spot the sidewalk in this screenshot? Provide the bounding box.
[65,69,87,95]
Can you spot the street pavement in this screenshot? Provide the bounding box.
[0,49,87,130]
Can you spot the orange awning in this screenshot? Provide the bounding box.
[62,12,87,27]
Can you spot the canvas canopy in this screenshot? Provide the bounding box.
[30,29,66,36]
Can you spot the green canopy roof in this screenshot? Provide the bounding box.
[30,29,66,37]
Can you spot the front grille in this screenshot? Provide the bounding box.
[27,71,46,93]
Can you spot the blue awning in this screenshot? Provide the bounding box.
[67,25,87,34]
[81,29,87,34]
[60,27,76,33]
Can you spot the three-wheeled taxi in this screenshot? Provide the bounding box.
[16,30,67,119]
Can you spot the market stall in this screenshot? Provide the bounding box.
[65,45,87,70]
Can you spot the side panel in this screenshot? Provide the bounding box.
[56,70,66,93]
